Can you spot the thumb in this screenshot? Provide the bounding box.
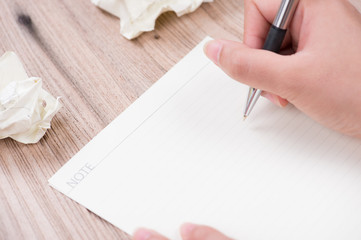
[204,39,296,98]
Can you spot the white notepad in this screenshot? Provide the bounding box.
[49,37,361,240]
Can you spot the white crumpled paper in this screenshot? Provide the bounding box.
[0,52,61,144]
[92,0,212,39]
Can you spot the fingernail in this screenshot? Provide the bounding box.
[262,92,282,107]
[204,40,222,66]
[180,223,197,239]
[133,228,152,240]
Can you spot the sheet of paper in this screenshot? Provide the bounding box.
[49,37,361,240]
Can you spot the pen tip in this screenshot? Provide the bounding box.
[243,115,247,121]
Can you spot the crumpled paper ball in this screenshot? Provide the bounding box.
[0,52,61,144]
[92,0,212,39]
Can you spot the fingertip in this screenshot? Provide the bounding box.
[133,228,152,240]
[262,92,288,107]
[278,97,289,107]
[180,223,232,240]
[180,223,197,239]
[133,228,168,240]
[204,40,223,66]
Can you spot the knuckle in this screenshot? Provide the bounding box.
[227,51,253,81]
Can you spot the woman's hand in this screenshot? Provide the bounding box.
[205,0,361,138]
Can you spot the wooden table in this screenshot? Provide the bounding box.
[0,0,360,239]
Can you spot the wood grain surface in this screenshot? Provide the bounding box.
[0,0,360,239]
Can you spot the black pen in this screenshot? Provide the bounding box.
[243,0,299,120]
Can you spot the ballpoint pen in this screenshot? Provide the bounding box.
[243,0,299,120]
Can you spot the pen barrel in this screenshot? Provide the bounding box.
[262,25,287,53]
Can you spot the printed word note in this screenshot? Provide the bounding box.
[49,37,361,240]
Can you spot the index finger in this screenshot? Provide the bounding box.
[243,0,291,49]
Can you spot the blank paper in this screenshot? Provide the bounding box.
[49,37,361,240]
